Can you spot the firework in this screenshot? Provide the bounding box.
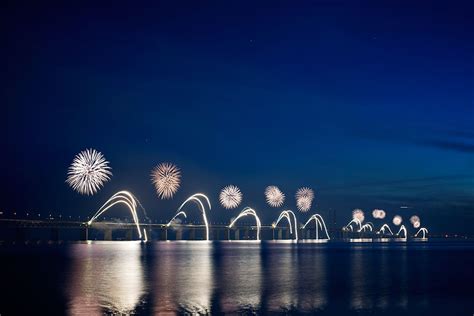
[413,221,421,228]
[372,209,386,219]
[352,209,365,222]
[295,187,314,212]
[393,215,403,226]
[265,186,285,207]
[219,185,242,209]
[66,148,112,195]
[151,163,181,199]
[410,215,420,226]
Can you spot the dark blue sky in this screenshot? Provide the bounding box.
[2,1,473,233]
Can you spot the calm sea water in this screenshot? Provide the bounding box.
[0,241,473,315]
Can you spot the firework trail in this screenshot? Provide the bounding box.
[228,207,262,240]
[295,187,314,212]
[265,186,285,207]
[66,149,112,195]
[151,162,181,199]
[219,185,242,209]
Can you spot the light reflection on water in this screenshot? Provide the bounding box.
[66,241,146,315]
[49,241,474,314]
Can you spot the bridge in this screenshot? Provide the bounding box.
[0,218,325,241]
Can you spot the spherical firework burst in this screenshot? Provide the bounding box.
[413,221,421,228]
[393,215,403,226]
[151,162,181,199]
[295,187,314,212]
[352,209,365,222]
[265,186,285,208]
[66,148,112,195]
[372,209,386,219]
[219,185,242,209]
[410,215,421,227]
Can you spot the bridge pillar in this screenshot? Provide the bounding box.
[244,229,249,240]
[213,229,220,240]
[176,229,183,240]
[306,229,311,239]
[189,228,196,240]
[80,227,88,241]
[104,229,112,241]
[50,228,60,241]
[126,229,133,241]
[277,228,283,239]
[234,229,240,240]
[160,228,167,241]
[15,227,27,241]
[285,228,290,239]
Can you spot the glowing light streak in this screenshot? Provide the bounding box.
[359,222,373,232]
[302,214,330,240]
[273,210,298,240]
[166,211,187,227]
[228,207,262,240]
[344,218,362,231]
[377,224,394,235]
[172,193,211,240]
[396,225,407,238]
[88,191,142,239]
[414,227,428,239]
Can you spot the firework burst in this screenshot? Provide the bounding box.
[352,209,365,222]
[219,185,242,209]
[151,163,181,199]
[372,209,386,219]
[410,215,421,227]
[66,149,112,195]
[295,187,314,212]
[393,215,403,226]
[265,186,285,207]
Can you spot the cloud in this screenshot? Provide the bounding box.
[417,140,474,153]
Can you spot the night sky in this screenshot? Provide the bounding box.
[2,1,473,233]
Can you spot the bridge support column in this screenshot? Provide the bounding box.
[160,228,167,241]
[244,229,249,240]
[278,228,283,240]
[80,227,89,241]
[189,228,196,240]
[104,229,112,241]
[126,229,133,241]
[50,228,59,241]
[306,229,311,239]
[234,229,240,240]
[176,229,183,240]
[15,228,27,241]
[213,229,220,240]
[285,228,290,239]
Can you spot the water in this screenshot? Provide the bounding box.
[1,241,473,315]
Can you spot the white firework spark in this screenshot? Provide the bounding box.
[393,215,403,226]
[413,221,421,228]
[352,209,365,222]
[265,186,285,207]
[372,209,386,219]
[66,149,112,195]
[219,185,242,209]
[295,187,314,212]
[410,215,421,227]
[151,162,181,199]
